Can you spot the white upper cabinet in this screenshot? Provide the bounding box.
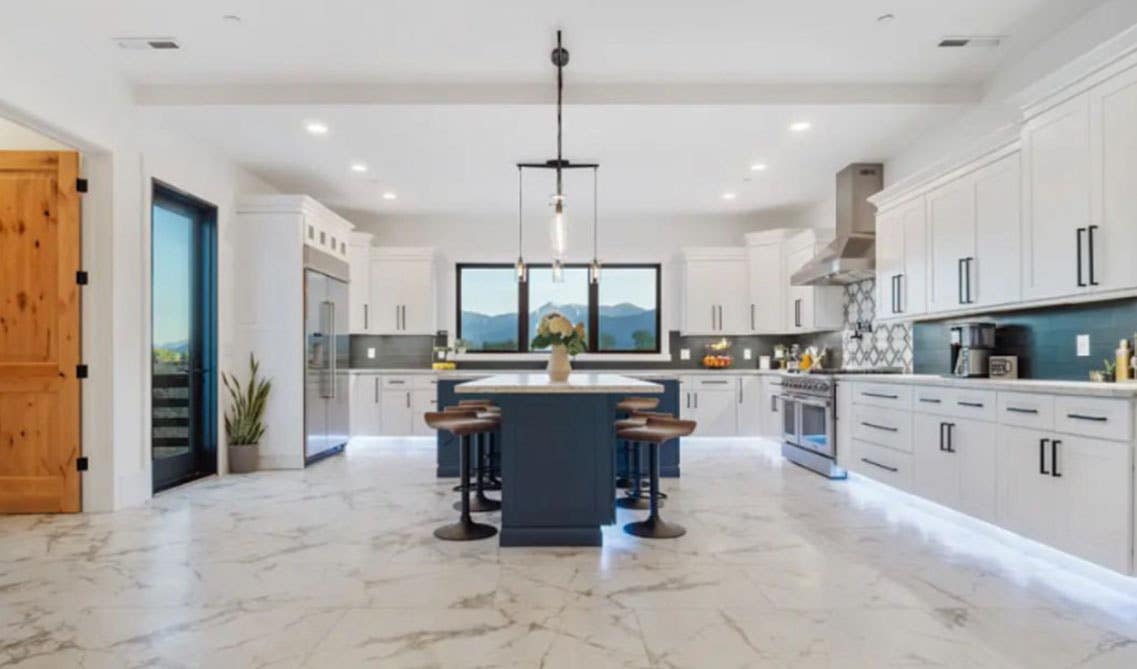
[1089,62,1137,294]
[746,234,787,333]
[927,176,976,313]
[971,153,1022,308]
[1022,93,1092,301]
[680,249,749,335]
[783,231,844,333]
[876,196,928,321]
[369,248,436,335]
[347,232,374,334]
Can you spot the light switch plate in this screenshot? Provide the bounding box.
[367,347,377,359]
[743,348,753,360]
[679,348,691,361]
[1076,334,1090,357]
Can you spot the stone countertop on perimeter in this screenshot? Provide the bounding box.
[835,373,1137,398]
[454,373,664,394]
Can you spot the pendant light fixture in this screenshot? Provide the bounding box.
[589,166,601,284]
[516,30,599,283]
[515,167,527,282]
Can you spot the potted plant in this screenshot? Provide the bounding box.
[222,354,271,473]
[531,311,587,382]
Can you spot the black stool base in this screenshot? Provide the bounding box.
[484,478,503,491]
[616,495,662,510]
[615,477,631,489]
[434,520,498,541]
[455,495,501,512]
[624,517,686,539]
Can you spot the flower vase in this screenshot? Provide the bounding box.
[547,344,572,382]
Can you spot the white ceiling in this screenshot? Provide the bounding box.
[15,0,1108,219]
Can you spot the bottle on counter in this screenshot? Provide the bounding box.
[1116,339,1132,382]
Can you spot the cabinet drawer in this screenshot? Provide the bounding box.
[851,405,912,452]
[944,389,997,422]
[693,376,738,390]
[413,376,439,391]
[852,439,913,491]
[912,386,951,410]
[853,383,912,409]
[997,392,1054,430]
[382,375,416,389]
[1053,396,1132,442]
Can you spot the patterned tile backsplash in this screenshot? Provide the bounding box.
[840,278,913,371]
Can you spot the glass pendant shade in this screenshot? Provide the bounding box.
[550,195,567,260]
[515,256,527,283]
[551,258,564,283]
[589,258,601,284]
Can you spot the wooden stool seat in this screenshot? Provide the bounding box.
[616,397,660,413]
[615,416,695,540]
[424,412,500,541]
[614,416,648,430]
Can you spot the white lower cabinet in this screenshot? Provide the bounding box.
[681,376,738,436]
[760,377,783,439]
[349,373,381,437]
[379,389,413,436]
[850,381,1134,574]
[736,376,764,436]
[411,388,436,437]
[997,425,1132,572]
[912,414,997,523]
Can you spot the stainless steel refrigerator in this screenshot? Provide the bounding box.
[304,268,350,464]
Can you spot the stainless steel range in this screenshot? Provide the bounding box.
[779,369,900,479]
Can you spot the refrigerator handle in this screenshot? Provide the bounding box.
[329,301,337,399]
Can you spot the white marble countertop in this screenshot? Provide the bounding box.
[348,367,781,377]
[836,373,1137,398]
[455,372,664,394]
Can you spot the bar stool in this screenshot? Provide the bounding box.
[461,400,503,490]
[442,406,501,512]
[424,411,499,541]
[616,415,696,539]
[615,397,660,488]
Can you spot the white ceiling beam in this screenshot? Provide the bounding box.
[134,82,981,106]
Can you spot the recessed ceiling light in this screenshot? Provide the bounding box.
[222,14,242,24]
[382,192,398,201]
[305,121,329,136]
[876,13,895,23]
[750,163,768,172]
[789,121,812,132]
[722,192,737,201]
[351,163,368,173]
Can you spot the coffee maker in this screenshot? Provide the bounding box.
[950,322,996,377]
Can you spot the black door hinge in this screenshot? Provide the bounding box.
[76,270,89,285]
[76,364,88,379]
[76,178,88,193]
[76,457,89,472]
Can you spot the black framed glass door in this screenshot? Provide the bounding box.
[151,182,217,492]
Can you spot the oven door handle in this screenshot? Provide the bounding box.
[778,395,831,409]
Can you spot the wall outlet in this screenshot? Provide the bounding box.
[367,347,377,359]
[1076,334,1090,357]
[743,348,753,360]
[679,348,691,361]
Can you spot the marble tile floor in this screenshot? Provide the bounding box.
[3,437,1137,668]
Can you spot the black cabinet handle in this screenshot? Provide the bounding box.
[1051,440,1062,477]
[964,258,975,304]
[944,422,955,453]
[1067,413,1107,422]
[861,391,898,400]
[939,422,946,451]
[1087,225,1098,286]
[958,257,965,304]
[897,274,904,313]
[1039,438,1050,476]
[1076,227,1087,287]
[750,304,755,331]
[861,458,898,473]
[957,401,984,408]
[1005,407,1038,415]
[918,397,942,404]
[771,394,777,412]
[364,304,369,330]
[860,421,898,433]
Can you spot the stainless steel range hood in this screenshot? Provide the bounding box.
[790,163,883,286]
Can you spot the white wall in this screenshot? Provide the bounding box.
[0,41,279,510]
[886,0,1137,184]
[346,208,813,341]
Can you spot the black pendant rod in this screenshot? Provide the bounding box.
[555,30,564,196]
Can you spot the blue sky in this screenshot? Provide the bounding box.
[152,204,191,348]
[461,266,655,315]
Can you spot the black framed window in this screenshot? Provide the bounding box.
[456,263,661,353]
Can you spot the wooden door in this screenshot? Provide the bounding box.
[0,151,81,513]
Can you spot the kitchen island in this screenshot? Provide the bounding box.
[456,373,664,546]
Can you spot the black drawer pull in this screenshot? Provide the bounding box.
[702,380,731,385]
[918,398,942,404]
[1005,407,1038,415]
[860,421,898,433]
[1067,413,1107,422]
[862,392,899,400]
[861,457,898,473]
[957,401,984,408]
[387,380,405,385]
